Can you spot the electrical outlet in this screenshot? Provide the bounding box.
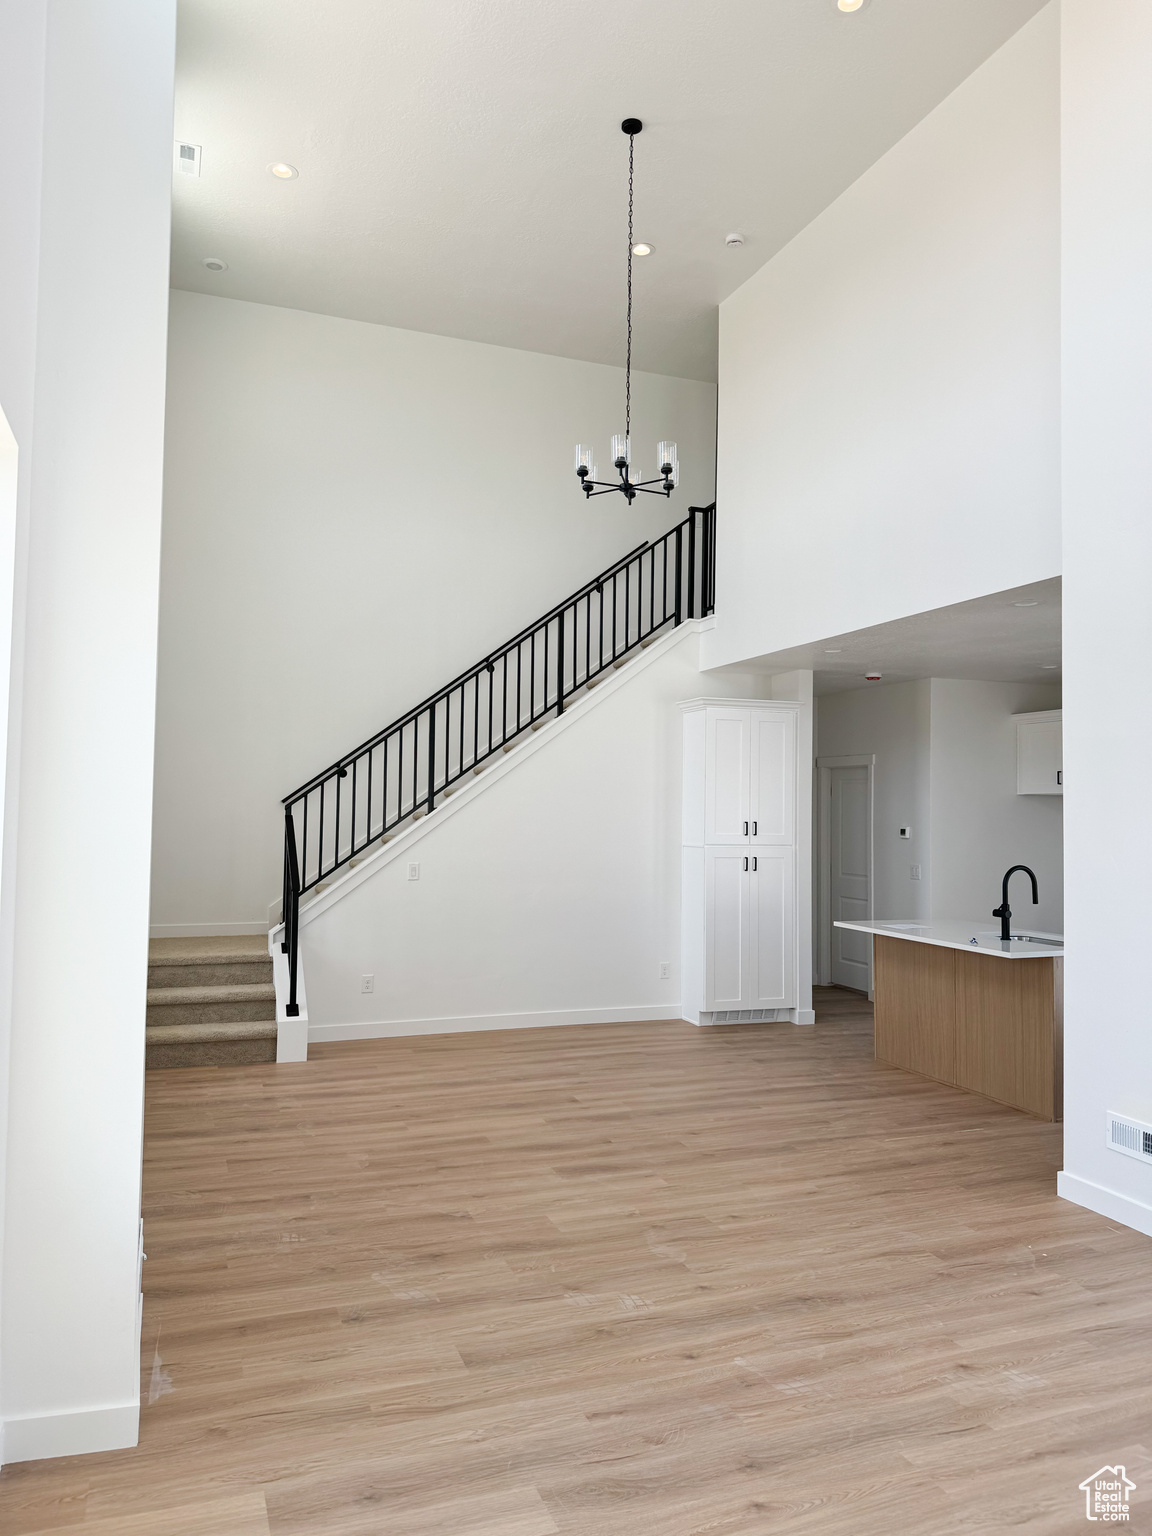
[910,864,922,881]
[361,974,374,994]
[407,861,420,881]
[659,961,671,981]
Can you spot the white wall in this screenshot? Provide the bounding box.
[817,680,932,924]
[817,677,1063,936]
[1058,1,1152,1237]
[154,292,717,933]
[0,0,175,1463]
[301,629,773,1036]
[928,679,1062,931]
[707,4,1060,672]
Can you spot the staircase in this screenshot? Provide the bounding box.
[147,937,277,1068]
[278,503,717,1019]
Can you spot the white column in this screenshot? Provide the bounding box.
[0,0,176,1461]
[769,670,815,1025]
[1057,1,1152,1234]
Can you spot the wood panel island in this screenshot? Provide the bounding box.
[834,920,1064,1121]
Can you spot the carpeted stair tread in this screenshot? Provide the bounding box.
[145,935,279,1067]
[146,1019,277,1044]
[149,935,268,961]
[146,982,275,1007]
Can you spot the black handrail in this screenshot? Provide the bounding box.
[279,503,716,1016]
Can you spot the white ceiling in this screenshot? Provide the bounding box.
[172,0,1048,381]
[716,577,1062,694]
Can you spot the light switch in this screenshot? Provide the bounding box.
[407,861,420,881]
[361,974,374,994]
[910,864,922,881]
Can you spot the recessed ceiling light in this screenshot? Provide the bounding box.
[838,0,868,10]
[631,242,653,257]
[1013,600,1039,608]
[201,256,228,271]
[1042,663,1059,669]
[269,162,298,179]
[824,648,842,653]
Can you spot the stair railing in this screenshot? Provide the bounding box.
[280,502,715,1015]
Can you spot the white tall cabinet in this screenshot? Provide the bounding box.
[681,699,803,1025]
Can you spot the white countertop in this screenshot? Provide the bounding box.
[834,918,1064,959]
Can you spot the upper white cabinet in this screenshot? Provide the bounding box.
[698,705,796,846]
[1016,709,1062,795]
[703,708,751,844]
[682,699,799,1024]
[751,712,796,844]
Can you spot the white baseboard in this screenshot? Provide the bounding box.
[1057,1171,1152,1239]
[2,1400,139,1465]
[150,921,268,938]
[791,1008,816,1027]
[309,1004,682,1043]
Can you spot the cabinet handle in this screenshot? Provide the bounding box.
[752,821,757,836]
[752,856,758,871]
[1057,770,1062,786]
[743,856,748,872]
[743,821,748,836]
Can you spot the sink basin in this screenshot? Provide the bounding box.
[968,929,1064,952]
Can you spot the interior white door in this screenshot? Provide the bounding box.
[704,847,749,1008]
[829,765,872,990]
[749,847,795,1007]
[704,709,751,845]
[749,710,795,844]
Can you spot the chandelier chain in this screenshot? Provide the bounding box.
[626,129,634,443]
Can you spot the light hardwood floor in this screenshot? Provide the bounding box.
[2,989,1150,1535]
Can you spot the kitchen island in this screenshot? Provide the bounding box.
[834,920,1064,1121]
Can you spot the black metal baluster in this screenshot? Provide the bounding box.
[557,606,565,715]
[284,807,300,1016]
[674,523,683,626]
[687,511,697,619]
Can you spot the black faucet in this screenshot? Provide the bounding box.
[992,864,1038,942]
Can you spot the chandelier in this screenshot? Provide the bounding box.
[574,119,678,503]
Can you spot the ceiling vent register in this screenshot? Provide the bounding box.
[1107,1112,1152,1163]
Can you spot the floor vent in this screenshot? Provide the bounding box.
[1107,1111,1152,1164]
[703,1008,785,1024]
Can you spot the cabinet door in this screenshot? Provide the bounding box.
[749,710,795,844]
[749,847,794,1008]
[1017,720,1062,795]
[704,848,750,1009]
[704,709,751,844]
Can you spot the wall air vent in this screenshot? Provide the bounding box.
[175,141,201,177]
[1107,1111,1152,1164]
[702,1008,785,1025]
